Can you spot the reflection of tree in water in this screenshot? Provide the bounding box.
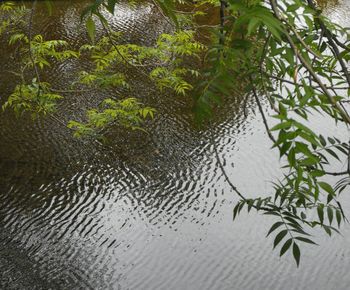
[0,0,250,221]
[0,3,255,288]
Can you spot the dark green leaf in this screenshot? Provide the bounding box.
[274,230,288,248]
[106,0,117,14]
[293,242,301,267]
[324,225,332,236]
[271,121,292,131]
[280,238,293,256]
[327,207,333,225]
[336,209,342,228]
[317,204,324,224]
[295,236,317,245]
[266,221,284,237]
[318,181,335,196]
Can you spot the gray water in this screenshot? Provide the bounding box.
[0,1,350,289]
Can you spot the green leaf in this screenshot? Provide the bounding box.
[273,230,288,248]
[299,131,319,147]
[310,170,325,178]
[327,194,333,204]
[271,121,292,131]
[328,137,335,144]
[319,135,327,146]
[233,202,242,221]
[318,181,335,196]
[266,221,284,237]
[86,16,96,43]
[295,142,313,158]
[293,242,301,267]
[155,0,179,27]
[317,204,324,224]
[295,236,317,245]
[279,141,292,157]
[327,207,334,225]
[336,209,342,227]
[294,121,317,138]
[247,18,261,35]
[325,148,340,160]
[288,147,296,167]
[323,225,332,236]
[106,0,117,14]
[280,238,293,256]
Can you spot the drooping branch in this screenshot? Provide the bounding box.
[26,1,71,129]
[210,124,272,212]
[267,74,349,91]
[258,33,280,113]
[250,76,277,144]
[269,0,350,124]
[305,0,350,88]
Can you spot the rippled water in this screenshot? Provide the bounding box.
[1,1,350,289]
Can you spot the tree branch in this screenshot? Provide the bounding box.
[269,0,350,124]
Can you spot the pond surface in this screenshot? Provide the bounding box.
[0,1,350,289]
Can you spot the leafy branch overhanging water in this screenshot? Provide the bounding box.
[1,0,350,266]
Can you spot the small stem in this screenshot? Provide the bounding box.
[269,0,350,124]
[250,76,277,143]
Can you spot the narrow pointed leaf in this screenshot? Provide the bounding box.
[317,204,324,224]
[336,209,342,227]
[295,236,317,245]
[266,221,284,237]
[280,238,293,256]
[293,242,301,267]
[327,207,333,225]
[273,230,288,248]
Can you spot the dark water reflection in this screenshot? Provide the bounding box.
[0,1,350,289]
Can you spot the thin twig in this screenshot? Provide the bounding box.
[324,171,349,176]
[150,0,174,27]
[258,33,280,113]
[269,0,350,124]
[99,20,149,79]
[250,76,277,143]
[305,0,350,88]
[268,74,348,90]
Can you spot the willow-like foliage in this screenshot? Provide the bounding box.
[1,0,350,266]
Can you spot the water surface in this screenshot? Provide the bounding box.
[1,1,350,289]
